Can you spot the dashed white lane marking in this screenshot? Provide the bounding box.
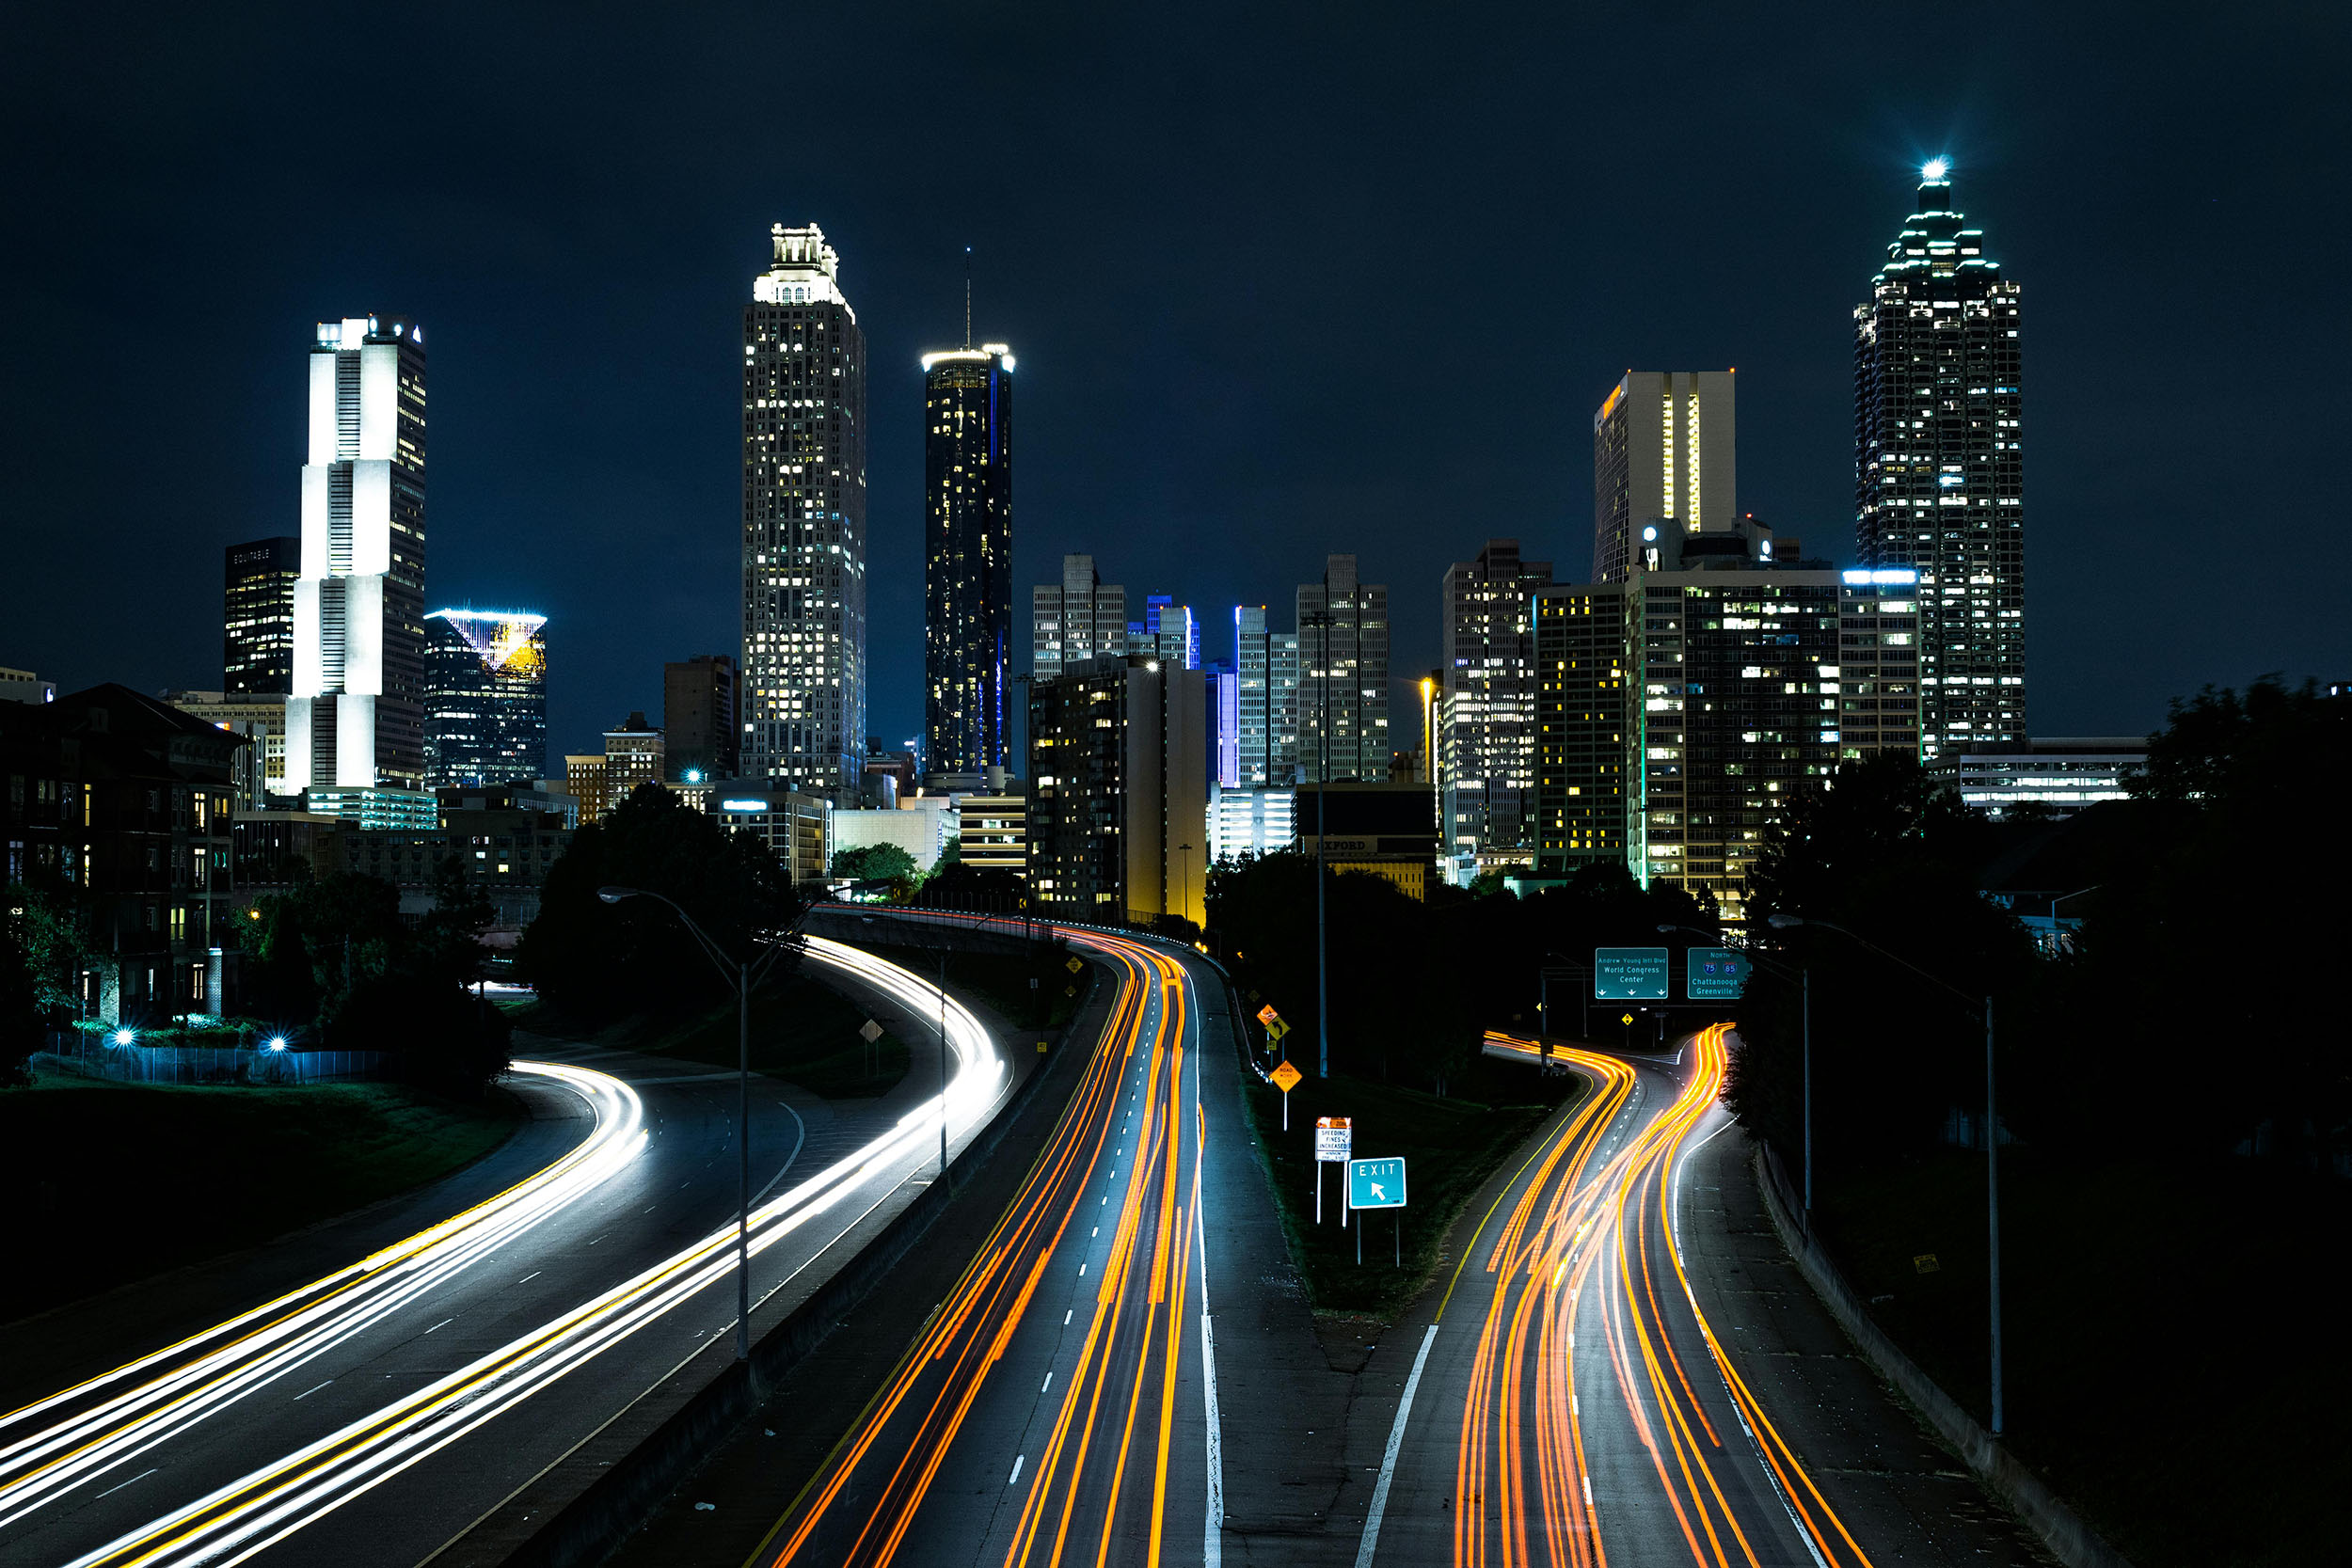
[292,1381,332,1401]
[94,1468,158,1499]
[1008,1454,1025,1486]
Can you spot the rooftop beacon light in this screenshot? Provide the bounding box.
[1922,157,1950,182]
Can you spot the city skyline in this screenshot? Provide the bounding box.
[7,11,2344,757]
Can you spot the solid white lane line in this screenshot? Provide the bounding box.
[290,1383,331,1402]
[1351,1324,1438,1568]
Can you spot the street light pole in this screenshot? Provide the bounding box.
[599,884,782,1362]
[1770,911,2002,1435]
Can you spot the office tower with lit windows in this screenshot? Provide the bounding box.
[1619,524,1921,924]
[283,314,429,814]
[1592,371,1736,585]
[922,341,1013,774]
[1233,606,1299,787]
[224,537,300,694]
[742,224,867,795]
[1532,585,1629,874]
[1136,596,1199,670]
[663,654,739,783]
[1025,655,1206,927]
[422,610,548,789]
[1032,554,1126,677]
[1440,539,1552,875]
[1296,555,1389,784]
[1854,163,2025,760]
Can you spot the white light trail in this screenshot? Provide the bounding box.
[37,938,1004,1568]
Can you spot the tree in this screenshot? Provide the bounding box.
[832,843,917,883]
[1728,753,2036,1165]
[0,911,44,1085]
[520,783,798,1022]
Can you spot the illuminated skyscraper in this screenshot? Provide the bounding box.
[223,536,300,694]
[742,223,867,794]
[1296,555,1388,784]
[1233,606,1299,787]
[1592,371,1736,585]
[1032,553,1125,677]
[283,314,429,807]
[1440,539,1551,874]
[922,341,1013,774]
[1854,163,2026,760]
[1136,596,1199,670]
[422,610,548,789]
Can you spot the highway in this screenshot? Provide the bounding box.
[1361,1024,1881,1568]
[0,935,1012,1568]
[745,916,1221,1568]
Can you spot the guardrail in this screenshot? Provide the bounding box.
[1752,1138,2137,1568]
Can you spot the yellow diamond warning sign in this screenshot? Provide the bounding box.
[1269,1060,1303,1093]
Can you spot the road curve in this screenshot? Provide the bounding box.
[0,936,1009,1568]
[1367,1025,1881,1568]
[745,914,1220,1568]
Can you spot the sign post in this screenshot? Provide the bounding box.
[1686,948,1753,1002]
[1346,1157,1407,1266]
[1269,1057,1302,1129]
[1314,1117,1352,1224]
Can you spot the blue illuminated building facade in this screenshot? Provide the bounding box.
[922,342,1013,774]
[422,610,548,789]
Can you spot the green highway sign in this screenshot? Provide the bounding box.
[1347,1158,1407,1211]
[1594,947,1670,1001]
[1687,948,1752,1001]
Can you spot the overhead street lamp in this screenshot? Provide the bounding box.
[598,885,791,1362]
[1659,923,1811,1218]
[1769,911,2007,1437]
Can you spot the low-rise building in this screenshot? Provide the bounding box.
[1295,783,1440,900]
[162,689,288,812]
[1951,737,2145,820]
[2,685,242,1022]
[709,784,830,884]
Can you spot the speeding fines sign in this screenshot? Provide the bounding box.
[1315,1117,1352,1163]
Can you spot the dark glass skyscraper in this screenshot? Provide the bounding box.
[1854,164,2025,760]
[921,342,1014,774]
[224,536,300,693]
[422,610,548,789]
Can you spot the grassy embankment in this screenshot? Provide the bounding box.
[1817,1148,2351,1568]
[1238,1053,1572,1319]
[1,1078,520,1323]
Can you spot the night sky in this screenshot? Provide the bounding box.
[7,5,2345,761]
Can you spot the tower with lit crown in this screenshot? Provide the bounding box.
[742,223,867,794]
[1853,162,2025,760]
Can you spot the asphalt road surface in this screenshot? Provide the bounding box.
[1359,1024,2016,1568]
[0,936,1009,1568]
[743,916,1223,1568]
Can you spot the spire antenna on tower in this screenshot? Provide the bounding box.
[963,245,973,350]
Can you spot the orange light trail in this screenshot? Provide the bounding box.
[1450,1027,1880,1568]
[751,920,1207,1568]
